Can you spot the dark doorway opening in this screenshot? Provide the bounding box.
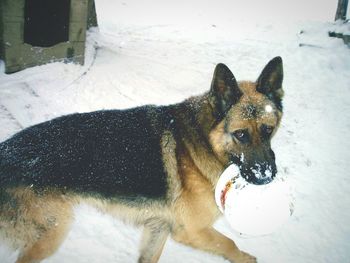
[24,0,71,47]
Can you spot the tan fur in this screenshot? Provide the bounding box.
[176,96,226,187]
[160,131,182,203]
[0,188,73,263]
[170,134,255,262]
[209,120,232,164]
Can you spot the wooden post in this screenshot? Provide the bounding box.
[87,0,98,28]
[335,0,348,21]
[0,1,3,60]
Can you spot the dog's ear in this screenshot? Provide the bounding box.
[256,57,284,110]
[209,63,242,119]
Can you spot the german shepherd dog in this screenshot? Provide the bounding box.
[0,57,283,263]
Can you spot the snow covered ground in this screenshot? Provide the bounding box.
[1,0,350,262]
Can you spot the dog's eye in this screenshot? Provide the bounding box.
[261,125,274,139]
[235,130,245,138]
[232,129,249,143]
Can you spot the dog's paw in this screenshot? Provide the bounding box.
[233,251,257,263]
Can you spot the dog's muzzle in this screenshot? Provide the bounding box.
[230,152,277,185]
[241,162,277,185]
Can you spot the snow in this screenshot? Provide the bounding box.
[329,20,350,35]
[265,104,273,113]
[1,0,350,262]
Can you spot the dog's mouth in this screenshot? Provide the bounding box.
[229,154,276,185]
[240,164,277,185]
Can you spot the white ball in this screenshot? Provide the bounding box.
[215,164,293,236]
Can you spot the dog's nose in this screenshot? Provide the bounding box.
[241,162,276,185]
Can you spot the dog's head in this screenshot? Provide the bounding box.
[208,57,284,185]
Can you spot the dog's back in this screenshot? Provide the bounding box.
[0,106,174,200]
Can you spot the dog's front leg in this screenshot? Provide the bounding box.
[138,218,170,263]
[172,227,256,263]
